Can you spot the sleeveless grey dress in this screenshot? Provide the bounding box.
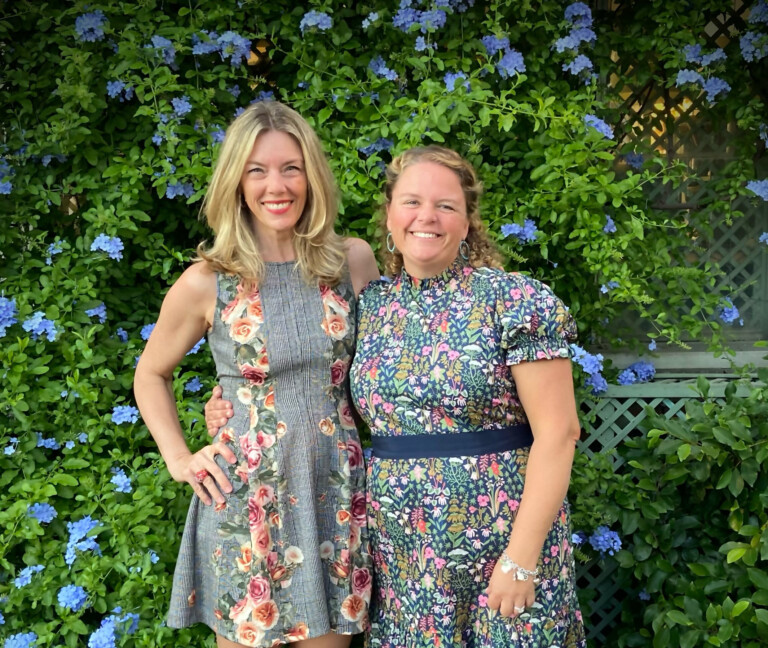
[168,264,371,646]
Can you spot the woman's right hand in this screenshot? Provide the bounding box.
[204,385,234,438]
[168,442,237,506]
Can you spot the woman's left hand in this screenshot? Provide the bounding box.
[486,559,536,619]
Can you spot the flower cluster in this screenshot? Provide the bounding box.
[106,80,134,102]
[37,433,60,450]
[87,608,140,648]
[623,152,644,170]
[717,300,743,326]
[23,312,57,341]
[110,468,132,494]
[184,377,203,393]
[166,182,195,199]
[46,241,64,264]
[571,343,607,394]
[148,35,175,66]
[111,405,139,425]
[501,219,538,244]
[4,632,37,648]
[617,360,656,385]
[0,158,12,194]
[675,58,731,103]
[28,502,57,524]
[4,436,19,455]
[191,30,252,66]
[759,232,768,246]
[588,525,622,555]
[444,71,469,91]
[683,44,726,66]
[554,3,595,83]
[741,3,768,62]
[362,12,378,29]
[13,564,44,588]
[358,138,393,157]
[65,516,101,566]
[186,336,206,355]
[75,11,107,42]
[90,234,124,261]
[140,323,155,340]
[85,303,107,323]
[600,280,619,294]
[58,585,88,612]
[393,3,446,34]
[171,96,192,118]
[481,35,509,57]
[584,114,614,139]
[300,10,332,34]
[747,179,768,201]
[0,296,18,336]
[369,56,397,80]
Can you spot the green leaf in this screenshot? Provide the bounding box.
[731,600,750,618]
[667,610,692,626]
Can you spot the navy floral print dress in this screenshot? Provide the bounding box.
[350,259,586,648]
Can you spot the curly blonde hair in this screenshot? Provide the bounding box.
[380,146,504,277]
[197,101,345,287]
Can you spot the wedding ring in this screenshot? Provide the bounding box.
[513,605,525,614]
[194,469,210,483]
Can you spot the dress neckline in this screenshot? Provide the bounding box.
[397,256,470,293]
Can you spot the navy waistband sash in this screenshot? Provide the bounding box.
[370,424,533,460]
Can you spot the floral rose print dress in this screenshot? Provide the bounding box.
[168,264,372,647]
[350,260,586,648]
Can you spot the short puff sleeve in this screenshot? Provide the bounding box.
[494,271,577,366]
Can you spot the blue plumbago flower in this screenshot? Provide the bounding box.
[0,296,18,336]
[740,32,768,62]
[88,618,116,648]
[570,343,604,376]
[85,303,107,323]
[116,327,128,342]
[600,280,619,294]
[252,90,275,103]
[415,36,435,52]
[0,160,13,194]
[171,95,192,118]
[624,152,644,169]
[702,77,730,103]
[553,33,580,53]
[501,219,538,244]
[217,31,252,66]
[4,632,37,648]
[41,154,66,167]
[58,585,88,612]
[481,35,510,56]
[90,234,124,260]
[13,564,44,588]
[585,372,608,395]
[362,12,379,29]
[112,405,139,425]
[149,550,160,564]
[638,589,651,601]
[750,0,768,25]
[65,516,101,566]
[358,138,393,157]
[603,215,617,233]
[555,27,596,53]
[151,132,163,146]
[563,54,593,76]
[65,440,75,449]
[300,10,332,33]
[701,49,727,66]
[191,30,221,55]
[211,127,226,144]
[110,468,132,493]
[589,525,621,555]
[676,69,704,87]
[185,377,203,393]
[166,182,195,199]
[760,124,768,146]
[106,80,133,102]
[229,84,241,98]
[75,11,107,42]
[369,56,397,80]
[393,6,420,31]
[648,339,657,351]
[23,312,57,341]
[3,436,18,455]
[140,323,155,340]
[0,611,4,624]
[571,531,586,545]
[419,9,447,33]
[497,49,526,77]
[617,368,637,385]
[584,114,614,139]
[37,433,60,449]
[46,240,63,264]
[718,300,743,326]
[149,35,175,66]
[28,502,57,524]
[683,44,703,63]
[747,179,768,200]
[564,2,592,28]
[78,432,88,443]
[444,71,469,91]
[186,337,206,355]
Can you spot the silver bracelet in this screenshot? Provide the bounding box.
[499,550,541,583]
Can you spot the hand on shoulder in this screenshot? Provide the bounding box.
[345,237,380,297]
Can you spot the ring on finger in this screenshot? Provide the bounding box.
[195,469,210,483]
[514,605,525,614]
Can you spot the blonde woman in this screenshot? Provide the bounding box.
[134,101,378,648]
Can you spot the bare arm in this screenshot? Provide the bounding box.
[345,237,380,297]
[486,357,581,617]
[134,262,236,505]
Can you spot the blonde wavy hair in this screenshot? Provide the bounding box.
[197,101,346,287]
[380,146,504,276]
